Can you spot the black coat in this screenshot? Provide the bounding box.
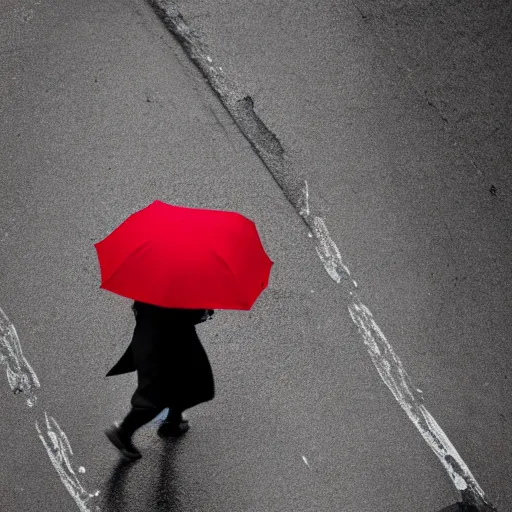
[106,302,215,411]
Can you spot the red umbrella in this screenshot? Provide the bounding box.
[94,200,273,310]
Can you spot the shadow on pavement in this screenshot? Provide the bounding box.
[102,459,134,512]
[151,440,183,511]
[102,440,184,511]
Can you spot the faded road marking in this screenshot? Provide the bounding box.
[0,306,100,511]
[302,455,311,470]
[0,306,40,406]
[349,301,481,493]
[299,180,496,511]
[36,413,100,512]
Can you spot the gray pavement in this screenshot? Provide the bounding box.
[0,0,510,511]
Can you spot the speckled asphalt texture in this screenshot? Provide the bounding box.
[0,0,510,511]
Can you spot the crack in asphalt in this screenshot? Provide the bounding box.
[147,0,307,216]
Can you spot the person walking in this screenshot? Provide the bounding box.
[105,301,215,460]
[95,201,272,460]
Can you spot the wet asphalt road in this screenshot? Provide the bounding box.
[0,0,511,511]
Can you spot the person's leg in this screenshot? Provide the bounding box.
[120,406,161,437]
[158,404,190,437]
[165,406,186,425]
[106,406,162,459]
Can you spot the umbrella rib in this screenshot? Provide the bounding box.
[100,239,153,290]
[209,249,237,279]
[209,249,245,300]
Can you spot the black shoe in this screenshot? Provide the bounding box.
[157,420,190,438]
[105,426,142,460]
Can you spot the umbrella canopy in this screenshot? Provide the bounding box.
[94,200,273,310]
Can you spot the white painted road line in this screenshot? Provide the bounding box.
[299,180,496,510]
[0,306,101,512]
[0,306,40,407]
[36,412,101,512]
